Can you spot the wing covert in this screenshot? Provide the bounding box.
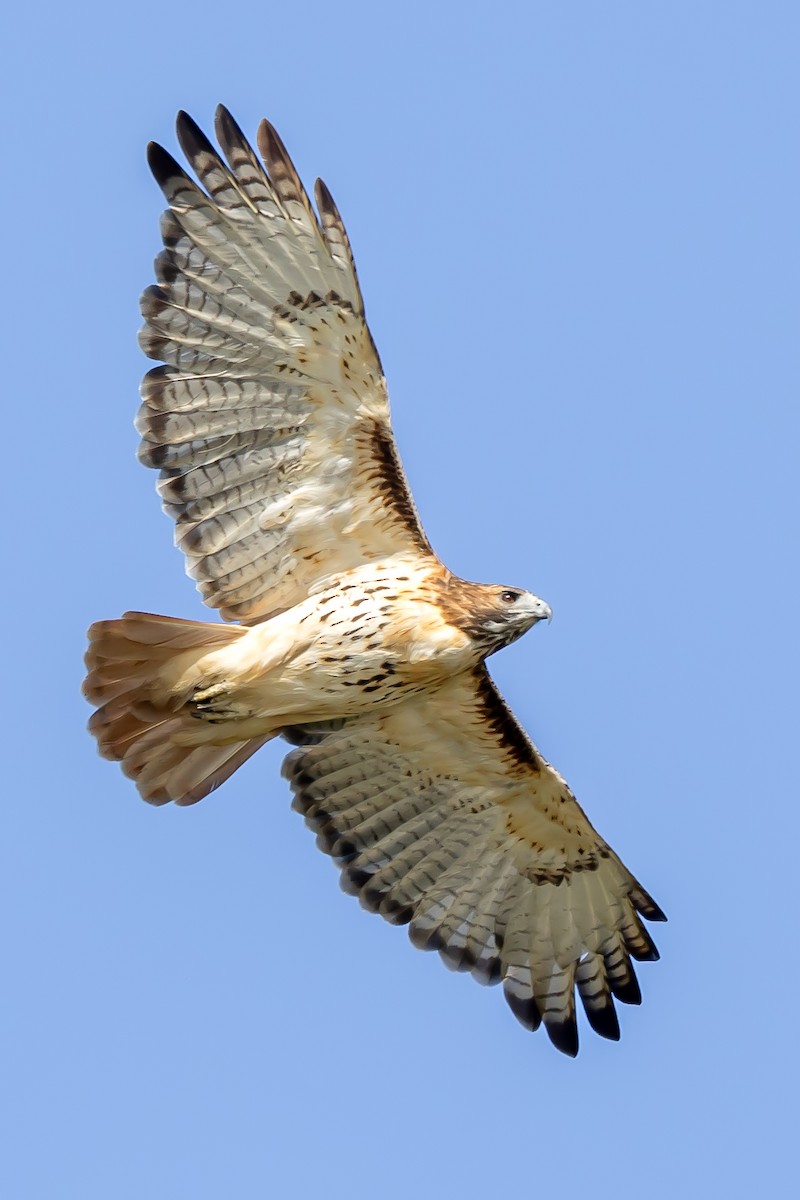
[136,107,432,624]
[282,668,665,1056]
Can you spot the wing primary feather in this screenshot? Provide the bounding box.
[175,110,258,217]
[576,954,621,1041]
[603,939,643,1006]
[502,965,543,1033]
[147,141,192,194]
[314,177,364,310]
[214,105,253,160]
[631,884,667,923]
[256,118,321,236]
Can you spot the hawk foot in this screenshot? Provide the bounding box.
[188,682,248,723]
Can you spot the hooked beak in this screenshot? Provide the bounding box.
[528,596,553,625]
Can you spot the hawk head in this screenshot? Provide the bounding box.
[475,586,552,654]
[435,578,552,657]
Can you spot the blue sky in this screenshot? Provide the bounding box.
[4,2,797,1196]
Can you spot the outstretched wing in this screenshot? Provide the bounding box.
[283,667,665,1056]
[136,107,432,624]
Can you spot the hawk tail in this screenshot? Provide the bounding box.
[83,611,271,805]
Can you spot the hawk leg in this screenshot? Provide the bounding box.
[189,682,250,723]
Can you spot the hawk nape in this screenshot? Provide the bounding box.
[84,108,665,1056]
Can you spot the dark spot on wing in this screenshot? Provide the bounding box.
[365,420,432,553]
[471,667,540,772]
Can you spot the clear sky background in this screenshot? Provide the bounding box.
[4,3,797,1196]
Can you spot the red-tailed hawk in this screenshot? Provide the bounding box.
[84,108,665,1055]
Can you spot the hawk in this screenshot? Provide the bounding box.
[84,108,665,1055]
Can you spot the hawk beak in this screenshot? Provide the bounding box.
[529,597,553,625]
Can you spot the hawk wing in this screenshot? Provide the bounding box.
[137,108,432,624]
[283,667,665,1055]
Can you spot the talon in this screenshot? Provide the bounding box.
[188,680,231,719]
[187,681,250,723]
[192,682,228,704]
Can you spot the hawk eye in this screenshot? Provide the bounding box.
[500,590,520,604]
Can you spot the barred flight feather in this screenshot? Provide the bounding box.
[284,668,664,1056]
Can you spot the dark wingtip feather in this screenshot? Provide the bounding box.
[628,926,661,963]
[583,1001,621,1042]
[340,860,376,900]
[154,249,180,287]
[215,103,246,149]
[610,970,642,1007]
[408,922,443,953]
[438,942,481,975]
[139,365,173,402]
[503,981,542,1033]
[545,1019,580,1058]
[472,957,503,987]
[314,176,336,215]
[139,283,169,320]
[257,117,287,167]
[175,109,216,162]
[379,895,414,927]
[147,141,187,189]
[633,886,668,923]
